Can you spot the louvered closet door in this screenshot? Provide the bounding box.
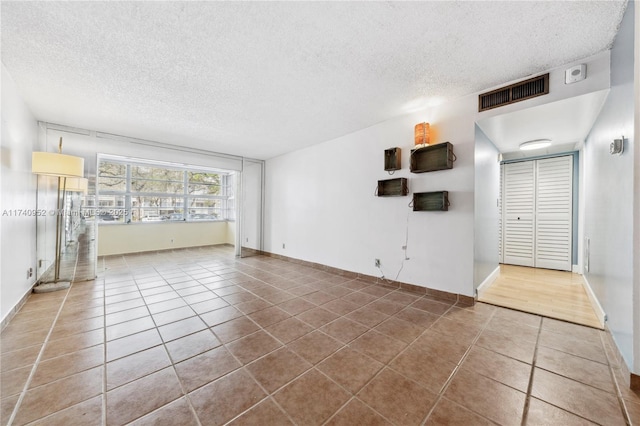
[502,161,535,267]
[498,166,503,263]
[535,156,572,271]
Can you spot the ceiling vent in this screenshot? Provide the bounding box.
[478,73,549,112]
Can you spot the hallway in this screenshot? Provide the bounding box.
[479,265,602,329]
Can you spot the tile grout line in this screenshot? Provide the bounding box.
[175,263,300,426]
[210,275,365,424]
[194,254,451,422]
[222,299,396,425]
[419,304,499,425]
[103,254,213,423]
[110,256,299,424]
[522,322,625,425]
[154,266,414,424]
[132,255,422,421]
[101,257,115,426]
[600,331,633,426]
[310,292,481,425]
[124,256,203,426]
[6,286,73,426]
[520,316,543,426]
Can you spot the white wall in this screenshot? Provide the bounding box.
[634,0,640,379]
[266,95,477,296]
[1,64,39,322]
[98,221,234,256]
[473,125,500,288]
[583,1,636,372]
[241,159,263,251]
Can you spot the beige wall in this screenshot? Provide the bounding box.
[98,221,236,256]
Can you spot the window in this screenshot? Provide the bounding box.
[97,157,235,224]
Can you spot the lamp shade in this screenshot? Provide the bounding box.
[32,152,84,178]
[63,177,88,193]
[414,122,430,146]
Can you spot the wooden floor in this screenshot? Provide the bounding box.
[479,264,603,329]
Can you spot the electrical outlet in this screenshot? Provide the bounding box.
[282,243,286,249]
[374,259,380,267]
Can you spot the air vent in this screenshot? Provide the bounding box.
[479,73,549,112]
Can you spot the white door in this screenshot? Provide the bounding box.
[502,161,536,267]
[500,155,573,271]
[535,156,573,271]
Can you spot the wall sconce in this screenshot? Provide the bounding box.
[610,136,624,155]
[414,122,430,148]
[31,137,85,293]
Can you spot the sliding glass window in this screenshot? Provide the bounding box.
[97,157,235,224]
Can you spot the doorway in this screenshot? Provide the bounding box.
[483,153,602,328]
[239,158,264,258]
[500,155,573,271]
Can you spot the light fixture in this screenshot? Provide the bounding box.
[32,153,84,177]
[519,139,551,151]
[31,137,85,293]
[610,136,624,155]
[63,177,89,193]
[414,122,430,147]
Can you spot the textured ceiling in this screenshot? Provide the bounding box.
[1,1,627,159]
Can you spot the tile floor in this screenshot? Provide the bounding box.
[1,245,639,425]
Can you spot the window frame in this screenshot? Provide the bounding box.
[97,156,235,224]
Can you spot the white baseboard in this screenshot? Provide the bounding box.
[572,264,582,274]
[476,266,500,299]
[581,274,606,327]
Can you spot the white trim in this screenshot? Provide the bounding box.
[582,274,606,327]
[476,266,500,298]
[572,264,582,274]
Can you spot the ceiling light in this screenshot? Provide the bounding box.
[519,139,551,151]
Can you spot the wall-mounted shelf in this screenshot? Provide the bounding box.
[377,178,408,197]
[412,191,449,211]
[410,142,455,173]
[384,147,401,171]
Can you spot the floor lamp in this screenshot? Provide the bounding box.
[32,137,85,293]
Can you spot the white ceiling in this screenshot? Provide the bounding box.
[477,89,611,155]
[1,1,627,160]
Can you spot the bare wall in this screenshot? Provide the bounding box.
[583,1,635,371]
[473,125,500,288]
[1,64,39,322]
[265,95,477,297]
[98,221,235,256]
